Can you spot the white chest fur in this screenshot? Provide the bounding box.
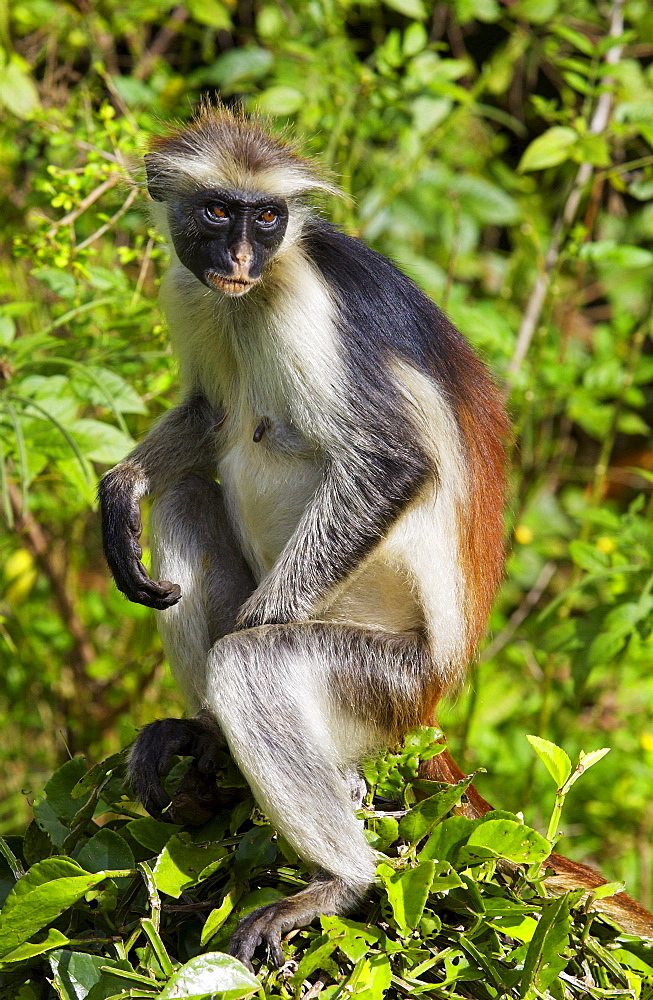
[161,249,343,578]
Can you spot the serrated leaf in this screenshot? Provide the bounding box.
[159,952,260,999]
[526,735,571,788]
[518,126,577,172]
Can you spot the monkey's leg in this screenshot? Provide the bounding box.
[129,473,255,823]
[205,624,431,968]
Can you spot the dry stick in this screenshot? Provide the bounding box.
[46,173,122,238]
[507,0,625,379]
[133,6,190,81]
[76,186,138,251]
[8,483,98,691]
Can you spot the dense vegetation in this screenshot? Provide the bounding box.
[1,0,653,995]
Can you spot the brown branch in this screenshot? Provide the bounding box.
[46,174,122,238]
[76,187,138,251]
[133,6,190,81]
[8,484,99,693]
[508,0,625,379]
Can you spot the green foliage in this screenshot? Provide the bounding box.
[1,737,651,998]
[2,0,653,992]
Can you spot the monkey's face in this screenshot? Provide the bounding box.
[166,190,289,296]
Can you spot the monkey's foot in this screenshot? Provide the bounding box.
[228,874,364,970]
[129,711,224,822]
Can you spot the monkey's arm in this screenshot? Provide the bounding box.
[99,393,219,609]
[238,437,430,628]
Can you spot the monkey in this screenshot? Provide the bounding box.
[98,105,652,967]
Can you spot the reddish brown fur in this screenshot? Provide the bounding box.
[454,362,510,663]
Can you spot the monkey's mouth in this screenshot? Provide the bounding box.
[205,271,258,297]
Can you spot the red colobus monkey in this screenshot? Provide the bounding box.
[99,106,651,966]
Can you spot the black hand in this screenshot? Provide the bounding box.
[129,716,223,822]
[99,474,181,610]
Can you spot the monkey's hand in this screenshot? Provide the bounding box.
[129,714,225,823]
[99,470,181,610]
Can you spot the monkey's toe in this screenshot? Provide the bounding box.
[228,903,289,970]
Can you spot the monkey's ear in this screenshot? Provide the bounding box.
[144,153,166,202]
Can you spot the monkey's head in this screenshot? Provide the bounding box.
[144,104,337,297]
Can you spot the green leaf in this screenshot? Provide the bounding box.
[0,859,109,957]
[0,55,40,118]
[578,241,653,268]
[126,817,181,853]
[76,829,135,876]
[578,747,611,772]
[200,892,236,946]
[233,825,276,879]
[399,776,473,844]
[518,126,577,172]
[42,759,89,824]
[256,86,303,116]
[378,860,437,933]
[0,928,68,966]
[520,895,571,993]
[420,815,478,862]
[152,835,227,898]
[526,735,572,788]
[31,268,77,299]
[511,0,558,22]
[186,0,231,29]
[159,952,260,999]
[383,0,426,18]
[198,47,273,90]
[593,880,625,900]
[49,951,135,1000]
[462,819,551,864]
[71,419,135,464]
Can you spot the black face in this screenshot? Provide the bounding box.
[165,189,289,296]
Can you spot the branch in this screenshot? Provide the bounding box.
[508,0,625,379]
[8,484,99,693]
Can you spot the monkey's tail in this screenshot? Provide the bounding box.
[419,747,653,939]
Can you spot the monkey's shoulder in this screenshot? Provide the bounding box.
[301,218,477,389]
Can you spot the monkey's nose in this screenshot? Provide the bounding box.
[230,243,252,265]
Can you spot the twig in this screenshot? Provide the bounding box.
[46,173,122,238]
[8,483,99,691]
[133,6,190,81]
[76,187,138,250]
[508,0,625,378]
[481,561,557,662]
[131,236,156,306]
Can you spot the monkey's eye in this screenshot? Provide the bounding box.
[258,208,278,225]
[209,204,230,219]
